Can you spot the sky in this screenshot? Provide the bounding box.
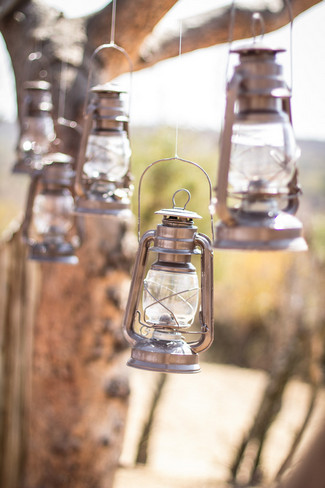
[0,0,324,141]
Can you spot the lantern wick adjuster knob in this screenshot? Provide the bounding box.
[172,188,191,210]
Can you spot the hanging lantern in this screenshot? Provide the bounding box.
[214,43,307,251]
[22,152,79,264]
[123,189,214,373]
[75,82,132,216]
[72,0,134,216]
[13,80,56,174]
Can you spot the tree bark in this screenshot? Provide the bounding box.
[0,225,35,488]
[0,2,138,487]
[136,0,322,69]
[24,217,135,488]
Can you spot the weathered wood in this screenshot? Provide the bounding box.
[0,223,36,488]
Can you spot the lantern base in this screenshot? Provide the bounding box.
[127,337,200,374]
[214,210,308,251]
[75,195,132,218]
[29,242,78,264]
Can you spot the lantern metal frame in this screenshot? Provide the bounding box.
[22,152,80,264]
[214,42,307,252]
[123,157,214,374]
[74,43,133,217]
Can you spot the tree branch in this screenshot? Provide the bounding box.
[136,0,322,70]
[85,0,179,78]
[0,0,27,21]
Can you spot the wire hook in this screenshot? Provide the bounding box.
[172,188,191,210]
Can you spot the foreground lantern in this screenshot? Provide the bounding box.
[13,80,56,174]
[214,43,307,251]
[75,82,132,216]
[22,152,79,264]
[123,189,214,373]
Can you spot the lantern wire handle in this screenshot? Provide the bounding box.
[82,0,132,116]
[82,43,133,118]
[137,157,215,242]
[225,1,294,90]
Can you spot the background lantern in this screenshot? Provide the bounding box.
[12,49,57,175]
[75,82,132,216]
[22,152,79,264]
[74,40,133,217]
[214,42,307,251]
[123,188,214,374]
[13,80,56,174]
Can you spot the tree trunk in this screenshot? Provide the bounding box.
[0,2,137,486]
[0,225,35,488]
[24,216,135,488]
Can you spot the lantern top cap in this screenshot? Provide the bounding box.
[155,189,202,220]
[90,82,127,95]
[231,42,286,56]
[42,152,73,166]
[23,80,52,91]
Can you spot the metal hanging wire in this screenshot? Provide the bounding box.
[110,0,117,45]
[174,19,183,159]
[135,19,214,243]
[58,59,67,123]
[224,0,236,84]
[56,58,83,158]
[284,0,294,93]
[251,12,265,42]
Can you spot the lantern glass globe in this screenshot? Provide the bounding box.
[229,113,299,196]
[84,131,131,182]
[33,189,74,237]
[142,268,199,330]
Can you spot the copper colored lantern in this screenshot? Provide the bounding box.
[214,43,307,251]
[123,187,214,374]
